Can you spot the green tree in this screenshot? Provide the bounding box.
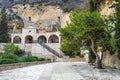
[59,11,112,68]
[0,8,9,42]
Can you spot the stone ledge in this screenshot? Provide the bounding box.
[96,68,107,72]
[0,61,51,71]
[63,58,85,62]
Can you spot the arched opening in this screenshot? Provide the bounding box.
[38,36,47,43]
[25,35,33,43]
[13,36,21,43]
[48,35,59,43]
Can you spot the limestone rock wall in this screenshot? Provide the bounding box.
[103,51,120,69]
[12,3,71,28]
[99,0,120,69]
[12,4,39,22]
[99,0,115,16]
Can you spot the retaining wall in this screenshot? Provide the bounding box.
[63,58,85,62]
[0,61,51,71]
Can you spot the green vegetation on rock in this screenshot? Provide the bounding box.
[111,0,120,59]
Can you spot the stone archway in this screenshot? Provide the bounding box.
[13,36,21,43]
[38,36,47,43]
[48,35,59,43]
[25,35,33,43]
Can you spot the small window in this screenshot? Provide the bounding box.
[58,16,60,22]
[28,16,31,21]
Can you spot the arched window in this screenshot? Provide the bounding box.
[48,35,59,43]
[25,35,33,43]
[38,36,47,43]
[13,36,21,43]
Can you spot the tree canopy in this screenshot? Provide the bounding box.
[58,11,113,68]
[59,11,111,53]
[0,8,9,43]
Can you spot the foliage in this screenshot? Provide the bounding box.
[0,53,18,62]
[89,0,95,12]
[58,11,113,68]
[0,7,9,42]
[0,47,49,64]
[14,49,24,56]
[59,11,112,56]
[0,58,16,64]
[111,0,120,59]
[0,53,18,64]
[62,0,68,3]
[38,58,45,61]
[12,13,22,21]
[3,43,19,54]
[18,54,38,62]
[3,43,24,56]
[45,58,51,61]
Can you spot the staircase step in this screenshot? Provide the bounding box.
[38,42,63,58]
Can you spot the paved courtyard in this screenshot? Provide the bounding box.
[0,62,120,80]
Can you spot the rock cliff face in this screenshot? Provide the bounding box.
[0,0,86,11]
[103,51,120,69]
[7,0,87,31]
[98,0,115,16]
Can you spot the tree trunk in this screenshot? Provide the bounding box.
[97,58,103,69]
[90,37,103,69]
[95,56,98,64]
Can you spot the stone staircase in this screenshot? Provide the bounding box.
[38,42,63,58]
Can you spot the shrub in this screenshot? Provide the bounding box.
[0,53,4,58]
[1,53,18,62]
[3,43,19,54]
[18,54,39,62]
[45,58,51,61]
[62,0,68,3]
[0,58,16,64]
[14,49,24,56]
[38,58,45,61]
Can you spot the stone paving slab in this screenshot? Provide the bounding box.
[0,62,120,80]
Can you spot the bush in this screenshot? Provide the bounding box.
[1,53,18,62]
[3,43,19,54]
[0,53,4,58]
[0,58,16,64]
[62,0,68,3]
[45,58,51,61]
[38,58,45,61]
[18,54,39,62]
[14,49,24,56]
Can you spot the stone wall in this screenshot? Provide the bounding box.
[63,58,85,62]
[0,61,51,71]
[0,43,5,53]
[102,51,120,69]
